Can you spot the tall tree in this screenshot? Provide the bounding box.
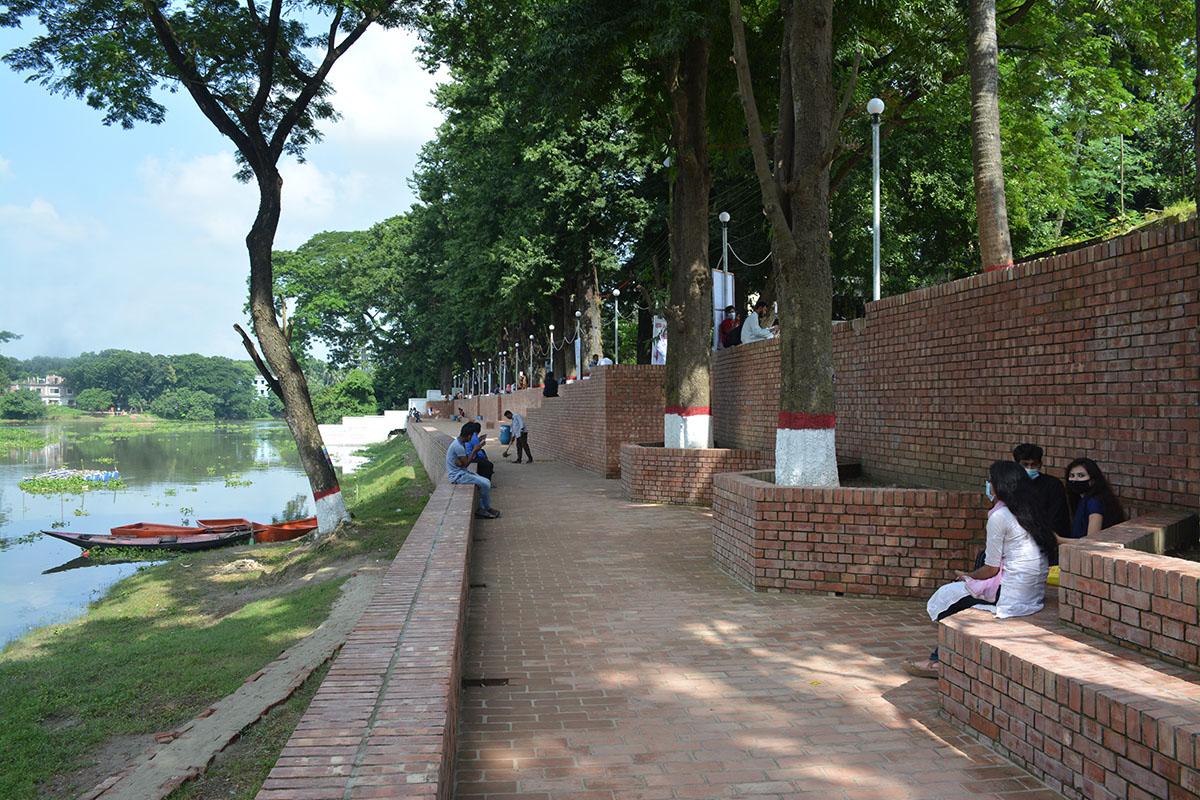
[729,0,846,485]
[2,0,412,534]
[968,0,1014,270]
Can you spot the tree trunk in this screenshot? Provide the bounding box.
[968,0,1014,271]
[247,168,348,534]
[636,303,651,364]
[663,37,714,449]
[728,0,839,485]
[581,259,605,364]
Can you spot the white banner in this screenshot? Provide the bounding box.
[711,269,735,350]
[574,336,581,381]
[651,315,668,365]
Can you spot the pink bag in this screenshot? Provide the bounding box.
[963,564,1003,602]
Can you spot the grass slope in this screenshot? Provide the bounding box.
[0,435,430,800]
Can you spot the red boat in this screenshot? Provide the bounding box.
[196,518,255,533]
[45,528,252,552]
[253,516,318,543]
[110,522,206,538]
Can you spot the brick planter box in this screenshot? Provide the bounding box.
[712,470,987,597]
[619,442,772,506]
[1059,511,1200,669]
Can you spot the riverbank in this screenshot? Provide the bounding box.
[0,434,430,800]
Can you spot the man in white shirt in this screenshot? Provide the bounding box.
[597,353,614,365]
[504,409,532,463]
[740,299,776,343]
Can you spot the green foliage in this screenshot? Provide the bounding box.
[0,389,47,420]
[73,387,114,412]
[0,428,48,450]
[18,475,125,494]
[149,388,218,421]
[311,369,377,424]
[249,392,285,419]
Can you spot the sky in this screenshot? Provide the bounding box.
[0,25,445,362]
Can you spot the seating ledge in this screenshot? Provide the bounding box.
[940,606,1200,799]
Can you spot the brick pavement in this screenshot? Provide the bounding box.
[449,438,1062,800]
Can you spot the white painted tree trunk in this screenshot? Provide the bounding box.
[314,487,350,534]
[664,408,712,449]
[774,421,839,487]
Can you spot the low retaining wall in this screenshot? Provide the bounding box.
[1059,512,1200,669]
[620,443,772,506]
[256,423,473,800]
[711,471,986,597]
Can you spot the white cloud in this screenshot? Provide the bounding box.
[0,197,102,253]
[0,155,11,178]
[321,27,446,146]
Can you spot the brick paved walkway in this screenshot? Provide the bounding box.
[445,426,1059,800]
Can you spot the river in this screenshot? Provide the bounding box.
[0,419,311,648]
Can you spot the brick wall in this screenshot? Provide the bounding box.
[1059,512,1200,669]
[523,365,665,478]
[258,423,474,800]
[620,443,773,506]
[939,610,1200,800]
[711,471,986,597]
[711,219,1200,510]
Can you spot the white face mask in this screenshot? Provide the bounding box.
[984,480,995,502]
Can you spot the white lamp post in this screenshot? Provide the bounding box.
[574,309,582,380]
[717,210,731,350]
[611,288,620,365]
[548,324,555,375]
[867,97,885,302]
[528,334,534,380]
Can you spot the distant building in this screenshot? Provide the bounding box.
[8,374,75,406]
[253,375,270,398]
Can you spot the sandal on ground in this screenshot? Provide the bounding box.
[902,658,939,679]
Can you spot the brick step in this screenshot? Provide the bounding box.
[940,606,1200,800]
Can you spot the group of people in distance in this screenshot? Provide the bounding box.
[445,409,532,520]
[904,443,1125,678]
[719,299,779,348]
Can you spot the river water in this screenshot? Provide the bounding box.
[0,420,311,648]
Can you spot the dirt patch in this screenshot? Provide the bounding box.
[38,734,157,800]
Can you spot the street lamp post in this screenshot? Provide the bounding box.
[498,350,506,393]
[528,334,534,382]
[611,288,620,365]
[548,325,555,375]
[867,97,885,302]
[717,211,730,350]
[574,310,582,380]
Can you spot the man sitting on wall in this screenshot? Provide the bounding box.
[465,422,496,484]
[719,305,742,348]
[543,372,559,397]
[446,423,501,519]
[1013,443,1071,542]
[740,299,776,343]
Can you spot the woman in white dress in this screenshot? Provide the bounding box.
[903,460,1056,678]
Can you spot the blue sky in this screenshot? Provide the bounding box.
[0,26,443,362]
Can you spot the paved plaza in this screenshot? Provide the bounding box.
[435,422,1060,800]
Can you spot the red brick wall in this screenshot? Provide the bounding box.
[711,220,1200,510]
[523,365,665,478]
[711,471,986,597]
[620,443,773,506]
[1059,512,1200,668]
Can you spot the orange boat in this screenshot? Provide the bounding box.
[253,516,318,544]
[196,518,255,533]
[110,522,206,538]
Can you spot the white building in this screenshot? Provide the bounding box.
[253,375,270,398]
[8,374,75,406]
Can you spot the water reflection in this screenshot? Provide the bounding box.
[0,420,309,647]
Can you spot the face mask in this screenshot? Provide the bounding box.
[984,480,995,502]
[1025,468,1040,479]
[1068,479,1091,494]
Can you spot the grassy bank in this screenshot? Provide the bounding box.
[0,435,430,800]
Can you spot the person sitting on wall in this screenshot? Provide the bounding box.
[542,372,559,397]
[517,371,528,390]
[446,423,501,519]
[465,422,496,484]
[504,409,532,464]
[1012,443,1071,544]
[597,352,614,365]
[719,305,742,348]
[903,461,1055,679]
[1064,457,1126,539]
[740,299,776,343]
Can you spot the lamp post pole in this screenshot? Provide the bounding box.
[499,350,505,393]
[548,324,555,376]
[528,334,534,382]
[868,97,885,302]
[574,310,582,380]
[717,211,730,350]
[611,288,620,364]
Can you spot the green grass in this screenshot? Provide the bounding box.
[0,435,431,800]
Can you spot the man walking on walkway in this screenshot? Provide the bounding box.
[447,423,501,518]
[504,409,532,464]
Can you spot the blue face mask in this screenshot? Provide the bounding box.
[984,480,995,502]
[1025,468,1040,479]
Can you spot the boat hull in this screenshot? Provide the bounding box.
[45,529,252,553]
[253,516,318,543]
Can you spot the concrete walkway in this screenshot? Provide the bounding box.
[436,422,1059,800]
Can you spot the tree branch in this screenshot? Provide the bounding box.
[728,0,795,256]
[139,1,259,162]
[234,323,283,399]
[247,0,284,122]
[825,49,862,165]
[999,0,1037,27]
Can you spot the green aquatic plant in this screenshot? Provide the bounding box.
[224,475,253,488]
[84,547,177,563]
[0,429,49,450]
[18,476,126,495]
[0,531,43,552]
[163,488,177,497]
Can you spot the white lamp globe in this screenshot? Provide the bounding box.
[718,211,731,224]
[612,288,620,297]
[867,97,885,115]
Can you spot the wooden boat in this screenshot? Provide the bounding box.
[45,528,252,553]
[253,516,318,544]
[110,522,206,538]
[196,518,255,532]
